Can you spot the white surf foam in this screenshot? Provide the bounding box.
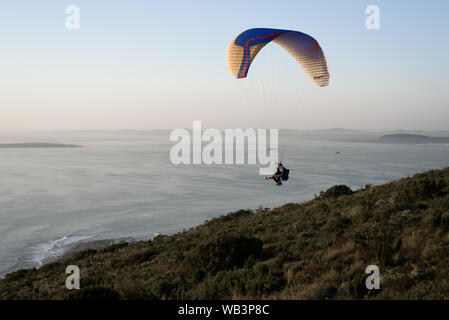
[31,234,98,267]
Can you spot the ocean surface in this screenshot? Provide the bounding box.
[1,130,449,277]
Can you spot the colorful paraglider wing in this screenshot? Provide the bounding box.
[226,28,286,79]
[226,28,329,87]
[273,31,329,87]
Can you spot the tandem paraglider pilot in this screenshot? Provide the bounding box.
[264,162,289,186]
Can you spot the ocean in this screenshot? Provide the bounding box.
[1,130,448,277]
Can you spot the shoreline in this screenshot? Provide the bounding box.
[0,237,137,279]
[54,236,139,263]
[55,239,118,262]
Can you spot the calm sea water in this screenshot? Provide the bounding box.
[1,131,448,277]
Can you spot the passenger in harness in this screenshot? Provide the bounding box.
[264,162,290,186]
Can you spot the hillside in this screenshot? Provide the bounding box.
[378,134,449,144]
[1,168,449,300]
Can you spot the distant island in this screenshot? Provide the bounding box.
[378,133,449,144]
[0,143,82,148]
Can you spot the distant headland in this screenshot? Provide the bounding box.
[378,134,449,144]
[0,143,82,148]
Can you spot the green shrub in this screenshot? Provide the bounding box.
[327,216,352,236]
[219,209,253,222]
[72,249,97,260]
[198,235,263,274]
[37,262,63,273]
[319,185,353,199]
[146,277,174,299]
[127,248,156,263]
[397,179,447,203]
[146,276,189,300]
[4,269,35,282]
[102,242,129,253]
[187,272,232,299]
[248,263,286,296]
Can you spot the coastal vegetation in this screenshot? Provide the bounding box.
[1,168,449,300]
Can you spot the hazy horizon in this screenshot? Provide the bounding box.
[1,1,448,131]
[2,127,449,134]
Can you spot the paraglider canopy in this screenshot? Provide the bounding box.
[226,28,329,87]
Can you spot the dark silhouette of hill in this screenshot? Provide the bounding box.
[0,143,82,148]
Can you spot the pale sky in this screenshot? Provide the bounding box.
[0,1,448,131]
